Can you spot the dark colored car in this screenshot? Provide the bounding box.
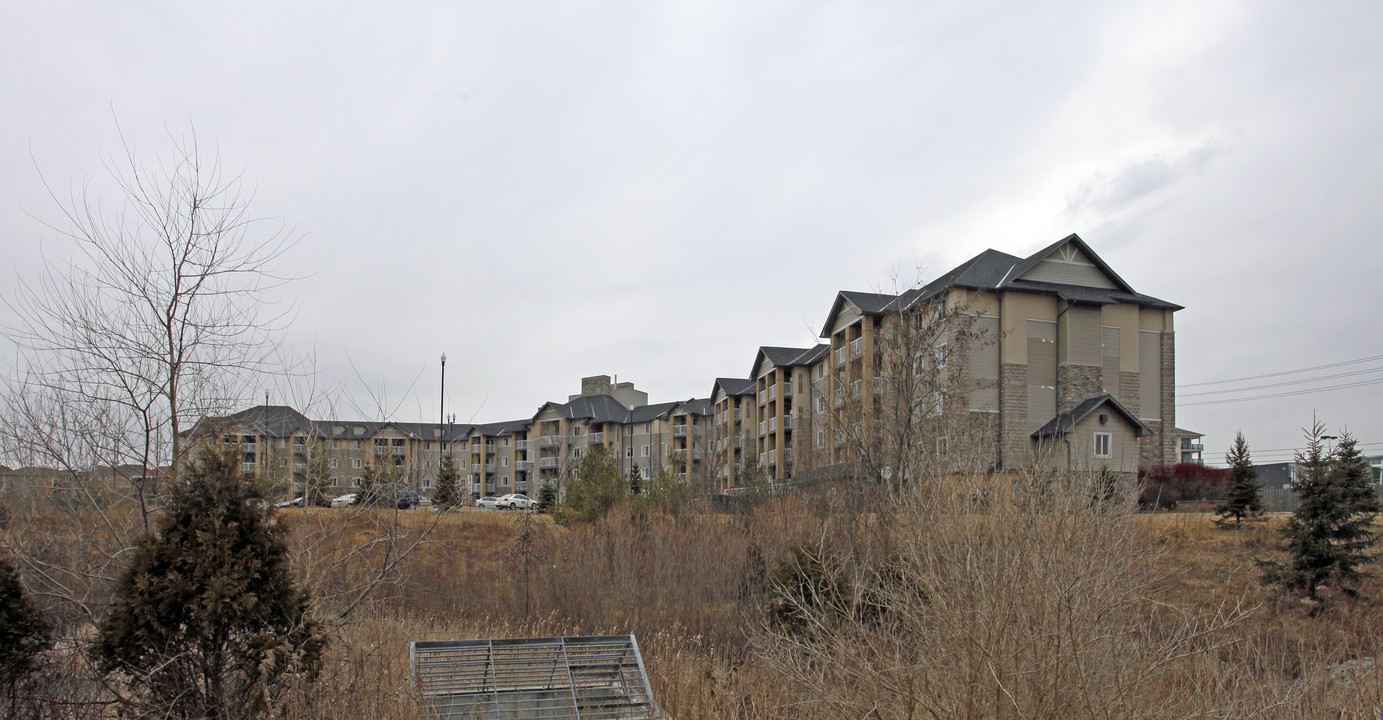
[397,490,422,510]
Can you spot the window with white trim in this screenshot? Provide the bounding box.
[352,458,362,469]
[1094,432,1112,458]
[329,457,339,468]
[641,445,650,458]
[351,477,361,487]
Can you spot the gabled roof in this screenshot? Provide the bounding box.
[711,377,755,400]
[470,419,531,438]
[1030,394,1152,439]
[629,401,679,423]
[1007,233,1136,294]
[817,291,899,337]
[193,405,313,438]
[752,344,830,377]
[676,398,713,416]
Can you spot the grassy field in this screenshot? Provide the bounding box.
[280,506,1383,719]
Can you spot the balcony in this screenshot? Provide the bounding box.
[874,375,884,394]
[783,384,793,398]
[516,460,529,471]
[293,462,307,471]
[784,416,793,431]
[485,463,496,473]
[693,450,703,461]
[392,446,406,456]
[1181,442,1204,452]
[784,449,793,465]
[758,421,766,437]
[472,463,482,472]
[850,338,863,359]
[242,462,256,473]
[589,432,604,444]
[514,440,528,451]
[834,389,845,407]
[673,425,687,437]
[768,385,777,402]
[540,436,559,448]
[835,347,846,366]
[241,442,256,452]
[539,457,558,469]
[735,436,744,448]
[768,417,777,433]
[768,449,777,465]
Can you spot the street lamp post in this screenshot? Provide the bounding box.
[440,354,447,467]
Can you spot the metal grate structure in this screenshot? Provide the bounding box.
[410,635,664,719]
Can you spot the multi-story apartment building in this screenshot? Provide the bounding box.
[190,375,715,500]
[813,233,1180,477]
[192,233,1184,494]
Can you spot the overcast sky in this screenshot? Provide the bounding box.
[3,1,1381,466]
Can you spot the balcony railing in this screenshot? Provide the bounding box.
[1181,442,1204,452]
[515,460,529,471]
[785,448,793,465]
[242,462,256,473]
[874,375,883,394]
[673,425,687,437]
[758,421,766,437]
[850,338,863,359]
[241,443,256,452]
[693,450,703,461]
[783,384,793,398]
[540,436,559,448]
[485,463,496,472]
[768,385,777,402]
[393,446,406,456]
[589,432,604,444]
[735,436,744,448]
[472,463,482,472]
[514,440,528,451]
[768,417,777,433]
[539,458,558,469]
[768,449,777,465]
[835,347,847,366]
[784,416,794,431]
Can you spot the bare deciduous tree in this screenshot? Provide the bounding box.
[0,126,295,624]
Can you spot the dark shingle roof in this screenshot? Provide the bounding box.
[712,378,756,398]
[1030,394,1152,439]
[753,344,830,377]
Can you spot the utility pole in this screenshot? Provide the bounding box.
[440,353,447,476]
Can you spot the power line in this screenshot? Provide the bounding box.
[1180,377,1383,407]
[1180,365,1383,397]
[1177,353,1383,389]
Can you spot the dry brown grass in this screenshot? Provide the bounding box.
[8,492,1383,719]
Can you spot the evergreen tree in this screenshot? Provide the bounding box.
[95,443,323,719]
[0,555,51,715]
[434,453,461,510]
[1215,432,1263,526]
[627,463,643,496]
[537,481,557,512]
[1270,424,1381,600]
[354,460,398,507]
[558,444,625,524]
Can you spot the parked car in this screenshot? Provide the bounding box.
[275,496,304,508]
[397,490,421,510]
[497,493,536,510]
[330,493,358,508]
[475,496,500,509]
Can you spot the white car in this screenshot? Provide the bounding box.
[329,493,358,508]
[497,493,536,510]
[275,496,304,508]
[475,496,500,509]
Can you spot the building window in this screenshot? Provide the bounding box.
[503,437,510,447]
[1094,432,1112,458]
[936,343,948,368]
[501,476,510,486]
[625,446,633,458]
[572,447,582,459]
[330,476,339,486]
[329,457,339,469]
[816,397,826,414]
[351,477,361,487]
[641,445,650,458]
[640,467,649,480]
[279,458,288,467]
[501,457,509,467]
[422,477,432,489]
[353,440,361,449]
[352,458,362,469]
[424,442,431,451]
